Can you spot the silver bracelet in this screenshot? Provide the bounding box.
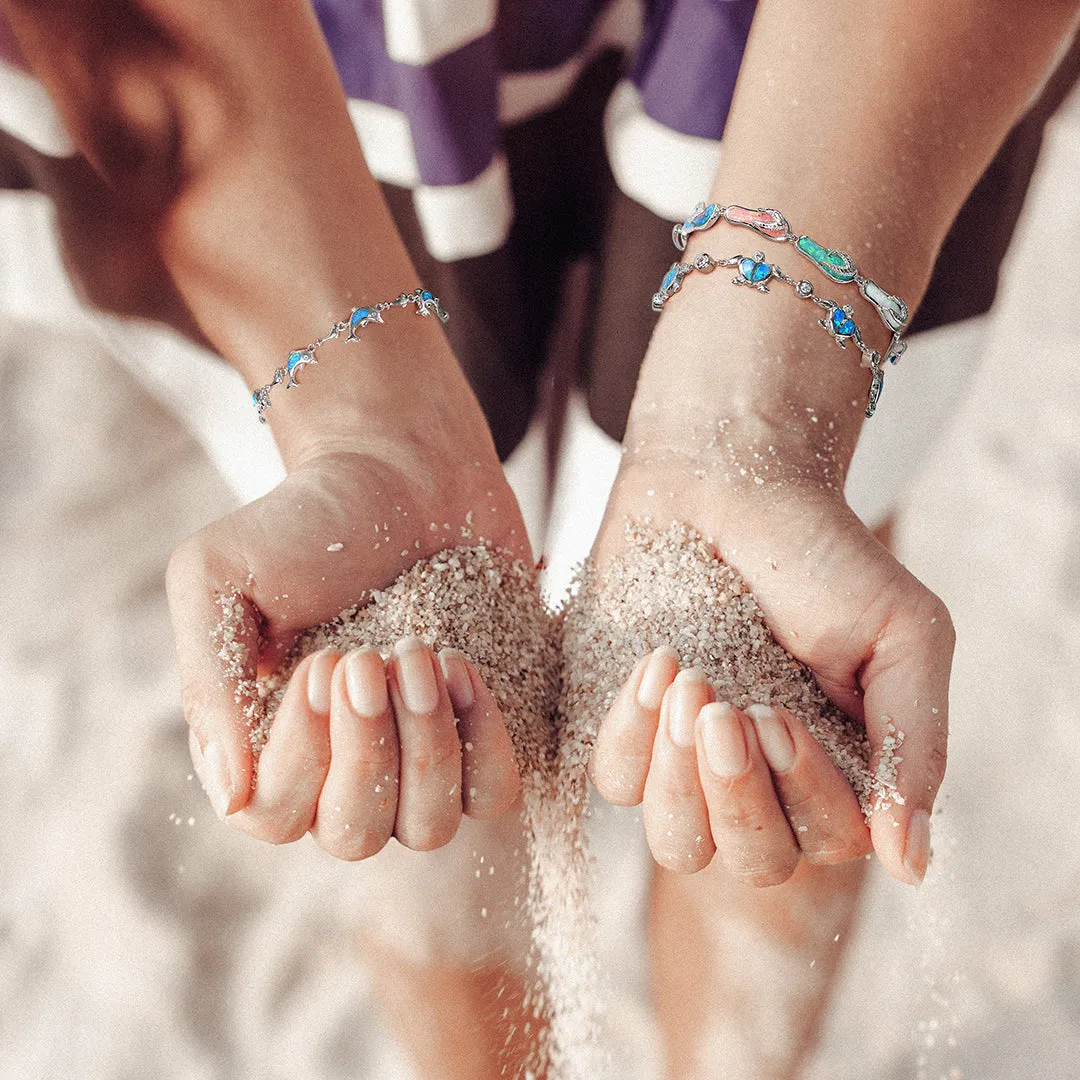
[652,251,885,418]
[251,288,448,422]
[673,202,908,367]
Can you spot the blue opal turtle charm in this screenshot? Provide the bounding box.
[734,253,773,292]
[346,305,384,340]
[285,348,317,388]
[821,304,858,347]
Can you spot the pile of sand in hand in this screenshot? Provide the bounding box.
[219,543,587,1079]
[559,521,877,816]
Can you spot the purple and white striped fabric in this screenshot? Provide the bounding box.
[0,0,757,260]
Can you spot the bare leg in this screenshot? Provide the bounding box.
[648,515,895,1079]
[650,858,867,1080]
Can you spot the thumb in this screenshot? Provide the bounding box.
[861,591,955,885]
[166,540,260,818]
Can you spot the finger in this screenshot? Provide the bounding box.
[744,705,870,864]
[388,637,463,851]
[166,544,259,818]
[311,648,400,860]
[642,669,716,873]
[439,649,521,819]
[589,646,680,805]
[696,702,802,887]
[862,597,954,885]
[231,649,335,844]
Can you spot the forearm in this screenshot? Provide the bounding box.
[635,0,1080,463]
[3,0,469,468]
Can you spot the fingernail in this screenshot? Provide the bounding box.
[636,646,679,711]
[346,648,389,717]
[699,703,748,778]
[306,649,337,715]
[746,704,795,772]
[395,637,439,714]
[668,668,707,747]
[202,740,233,819]
[903,809,931,885]
[440,649,475,712]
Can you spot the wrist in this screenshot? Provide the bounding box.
[631,270,870,471]
[252,312,490,473]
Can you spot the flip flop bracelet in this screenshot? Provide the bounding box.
[250,288,449,423]
[652,252,886,418]
[673,202,909,368]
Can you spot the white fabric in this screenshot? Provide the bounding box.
[845,316,990,527]
[0,60,73,156]
[411,153,513,262]
[346,98,423,188]
[603,78,722,223]
[381,0,497,66]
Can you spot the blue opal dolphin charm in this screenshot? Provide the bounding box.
[346,305,384,340]
[285,348,317,388]
[415,289,449,321]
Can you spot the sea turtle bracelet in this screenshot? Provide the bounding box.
[250,288,448,422]
[652,251,886,418]
[673,202,908,367]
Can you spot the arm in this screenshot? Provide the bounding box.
[2,0,478,467]
[2,0,528,844]
[589,0,1080,883]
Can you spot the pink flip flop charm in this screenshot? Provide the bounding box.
[721,205,791,240]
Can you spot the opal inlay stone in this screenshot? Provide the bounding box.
[661,263,682,293]
[831,307,857,336]
[796,236,857,282]
[723,205,790,239]
[738,257,773,285]
[860,278,909,331]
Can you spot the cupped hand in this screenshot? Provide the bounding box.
[167,447,531,857]
[587,440,954,887]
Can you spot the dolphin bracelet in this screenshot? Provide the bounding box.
[673,202,908,368]
[652,252,885,418]
[251,288,448,422]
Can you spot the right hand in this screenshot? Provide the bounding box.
[167,447,531,859]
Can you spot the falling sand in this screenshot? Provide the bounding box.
[216,522,889,1079]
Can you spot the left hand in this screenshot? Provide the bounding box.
[585,430,954,887]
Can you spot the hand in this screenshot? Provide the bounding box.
[586,430,954,887]
[167,446,531,858]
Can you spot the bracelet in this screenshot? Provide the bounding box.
[251,288,449,422]
[673,202,908,367]
[652,251,885,417]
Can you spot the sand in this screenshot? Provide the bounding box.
[560,521,879,816]
[218,521,885,1079]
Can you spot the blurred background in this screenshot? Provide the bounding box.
[1,39,1079,1080]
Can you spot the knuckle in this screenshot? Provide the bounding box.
[239,808,309,846]
[396,814,460,852]
[733,854,800,888]
[714,802,772,835]
[654,845,713,875]
[924,743,949,792]
[403,739,459,779]
[317,824,391,862]
[805,832,872,865]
